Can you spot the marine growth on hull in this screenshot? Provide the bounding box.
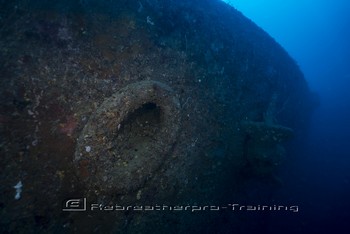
[0,0,315,233]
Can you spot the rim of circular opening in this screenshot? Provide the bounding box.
[74,80,181,194]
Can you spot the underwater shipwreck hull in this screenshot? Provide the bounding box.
[0,0,314,232]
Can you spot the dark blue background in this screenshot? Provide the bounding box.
[223,1,350,233]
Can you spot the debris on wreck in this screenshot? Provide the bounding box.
[13,181,23,200]
[241,93,294,176]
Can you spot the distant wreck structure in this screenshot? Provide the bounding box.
[0,0,315,233]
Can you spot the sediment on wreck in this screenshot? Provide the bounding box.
[0,0,315,233]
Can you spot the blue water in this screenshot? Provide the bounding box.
[223,0,350,233]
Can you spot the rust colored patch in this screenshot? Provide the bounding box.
[59,115,78,137]
[79,160,90,178]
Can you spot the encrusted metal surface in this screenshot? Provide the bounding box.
[75,80,181,194]
[0,0,315,232]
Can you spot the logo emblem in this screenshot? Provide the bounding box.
[62,198,86,211]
